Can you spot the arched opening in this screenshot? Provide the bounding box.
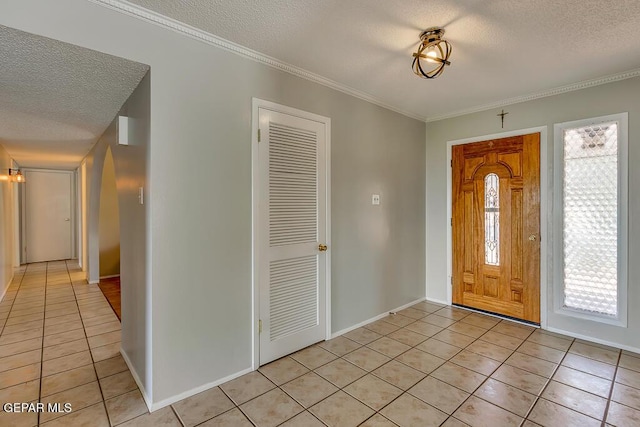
[97,146,121,318]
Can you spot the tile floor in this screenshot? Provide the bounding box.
[1,262,640,426]
[0,261,136,426]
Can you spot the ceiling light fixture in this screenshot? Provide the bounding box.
[412,27,452,79]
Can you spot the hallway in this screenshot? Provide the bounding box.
[0,261,146,426]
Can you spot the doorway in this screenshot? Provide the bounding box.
[252,99,331,367]
[451,133,541,324]
[24,169,74,263]
[98,146,121,319]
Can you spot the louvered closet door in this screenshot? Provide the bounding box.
[258,108,327,365]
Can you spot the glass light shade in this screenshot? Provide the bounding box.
[8,169,25,183]
[425,49,439,63]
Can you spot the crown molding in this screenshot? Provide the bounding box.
[88,0,640,125]
[425,68,640,122]
[88,0,426,122]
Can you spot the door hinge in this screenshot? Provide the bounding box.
[450,218,453,226]
[258,129,261,142]
[450,276,453,284]
[450,159,452,167]
[258,319,262,334]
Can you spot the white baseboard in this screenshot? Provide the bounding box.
[148,366,253,412]
[88,280,99,285]
[0,273,14,303]
[99,274,120,280]
[426,297,449,306]
[120,349,153,411]
[331,297,426,339]
[545,326,640,355]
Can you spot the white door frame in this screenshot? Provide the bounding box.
[251,98,332,370]
[446,126,549,329]
[12,161,21,267]
[22,168,77,263]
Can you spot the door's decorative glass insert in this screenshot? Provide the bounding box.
[563,123,618,316]
[484,173,500,265]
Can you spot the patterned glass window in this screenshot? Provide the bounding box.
[563,123,618,316]
[484,173,499,265]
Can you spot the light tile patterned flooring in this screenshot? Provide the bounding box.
[0,261,137,426]
[1,262,639,426]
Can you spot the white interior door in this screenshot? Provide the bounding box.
[258,106,329,365]
[25,170,73,263]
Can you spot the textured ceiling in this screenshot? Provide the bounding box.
[126,0,640,120]
[4,2,640,169]
[0,25,149,169]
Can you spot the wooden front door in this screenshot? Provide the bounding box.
[452,133,540,323]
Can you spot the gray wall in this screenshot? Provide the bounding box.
[426,76,640,351]
[83,72,150,398]
[144,14,426,402]
[2,0,426,405]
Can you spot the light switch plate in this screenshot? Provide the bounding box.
[372,194,380,205]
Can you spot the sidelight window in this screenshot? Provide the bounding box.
[554,113,628,324]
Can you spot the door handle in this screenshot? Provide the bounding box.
[64,218,70,222]
[528,234,537,241]
[318,244,328,252]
